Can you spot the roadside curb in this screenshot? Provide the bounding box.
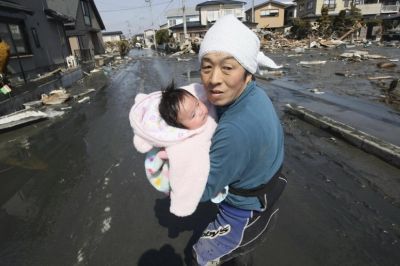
[284,103,400,169]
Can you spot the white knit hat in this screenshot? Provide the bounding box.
[199,15,282,74]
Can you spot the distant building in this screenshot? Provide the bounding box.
[245,1,288,29]
[47,0,106,59]
[294,0,399,20]
[195,0,246,25]
[166,7,200,28]
[159,23,169,30]
[169,21,207,43]
[144,29,156,48]
[102,31,124,42]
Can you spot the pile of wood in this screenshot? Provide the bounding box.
[260,32,309,51]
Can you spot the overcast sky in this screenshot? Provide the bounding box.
[95,0,293,36]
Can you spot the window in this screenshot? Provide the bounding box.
[31,28,40,48]
[207,10,219,22]
[81,0,91,26]
[260,9,279,17]
[169,19,176,27]
[223,9,234,16]
[0,22,31,55]
[307,1,314,9]
[323,0,336,9]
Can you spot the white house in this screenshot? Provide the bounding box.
[166,7,200,28]
[195,0,247,25]
[102,31,123,42]
[143,29,156,48]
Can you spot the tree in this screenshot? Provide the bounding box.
[155,29,170,45]
[332,10,347,37]
[117,40,130,57]
[317,6,332,38]
[290,18,312,39]
[346,2,362,28]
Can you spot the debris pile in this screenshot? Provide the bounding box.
[41,88,70,105]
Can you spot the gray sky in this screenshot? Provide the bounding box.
[95,0,293,36]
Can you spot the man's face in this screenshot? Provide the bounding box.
[177,94,209,130]
[200,52,252,106]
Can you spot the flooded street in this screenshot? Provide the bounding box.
[0,48,399,266]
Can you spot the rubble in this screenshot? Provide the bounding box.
[377,62,397,68]
[41,89,70,105]
[0,109,48,131]
[298,60,327,65]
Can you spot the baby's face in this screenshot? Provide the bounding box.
[177,94,208,130]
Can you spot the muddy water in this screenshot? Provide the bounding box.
[0,49,399,265]
[266,45,400,109]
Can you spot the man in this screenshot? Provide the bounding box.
[192,15,287,266]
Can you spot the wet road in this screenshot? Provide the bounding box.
[0,49,399,266]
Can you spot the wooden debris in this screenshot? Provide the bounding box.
[41,88,70,105]
[377,62,397,68]
[298,60,327,65]
[368,76,393,80]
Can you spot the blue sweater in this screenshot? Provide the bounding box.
[200,81,284,210]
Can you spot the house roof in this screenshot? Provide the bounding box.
[170,19,257,30]
[0,0,33,14]
[89,0,105,30]
[169,21,206,30]
[102,31,123,36]
[196,0,246,11]
[245,0,288,13]
[378,13,400,20]
[166,7,198,18]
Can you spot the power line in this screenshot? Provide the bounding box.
[99,0,172,13]
[156,0,174,19]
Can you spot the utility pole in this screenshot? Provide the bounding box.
[145,0,157,52]
[182,0,187,41]
[251,0,255,23]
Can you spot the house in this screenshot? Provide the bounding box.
[245,1,288,30]
[195,0,247,25]
[102,31,124,42]
[144,29,156,48]
[166,7,199,28]
[167,0,249,43]
[159,23,169,30]
[294,0,399,20]
[0,0,72,85]
[169,21,208,43]
[284,3,297,26]
[47,0,106,63]
[0,0,106,89]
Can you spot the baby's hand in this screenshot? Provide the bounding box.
[157,149,168,160]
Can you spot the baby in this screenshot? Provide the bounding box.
[129,82,225,217]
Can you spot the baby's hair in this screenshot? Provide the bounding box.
[159,81,194,129]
